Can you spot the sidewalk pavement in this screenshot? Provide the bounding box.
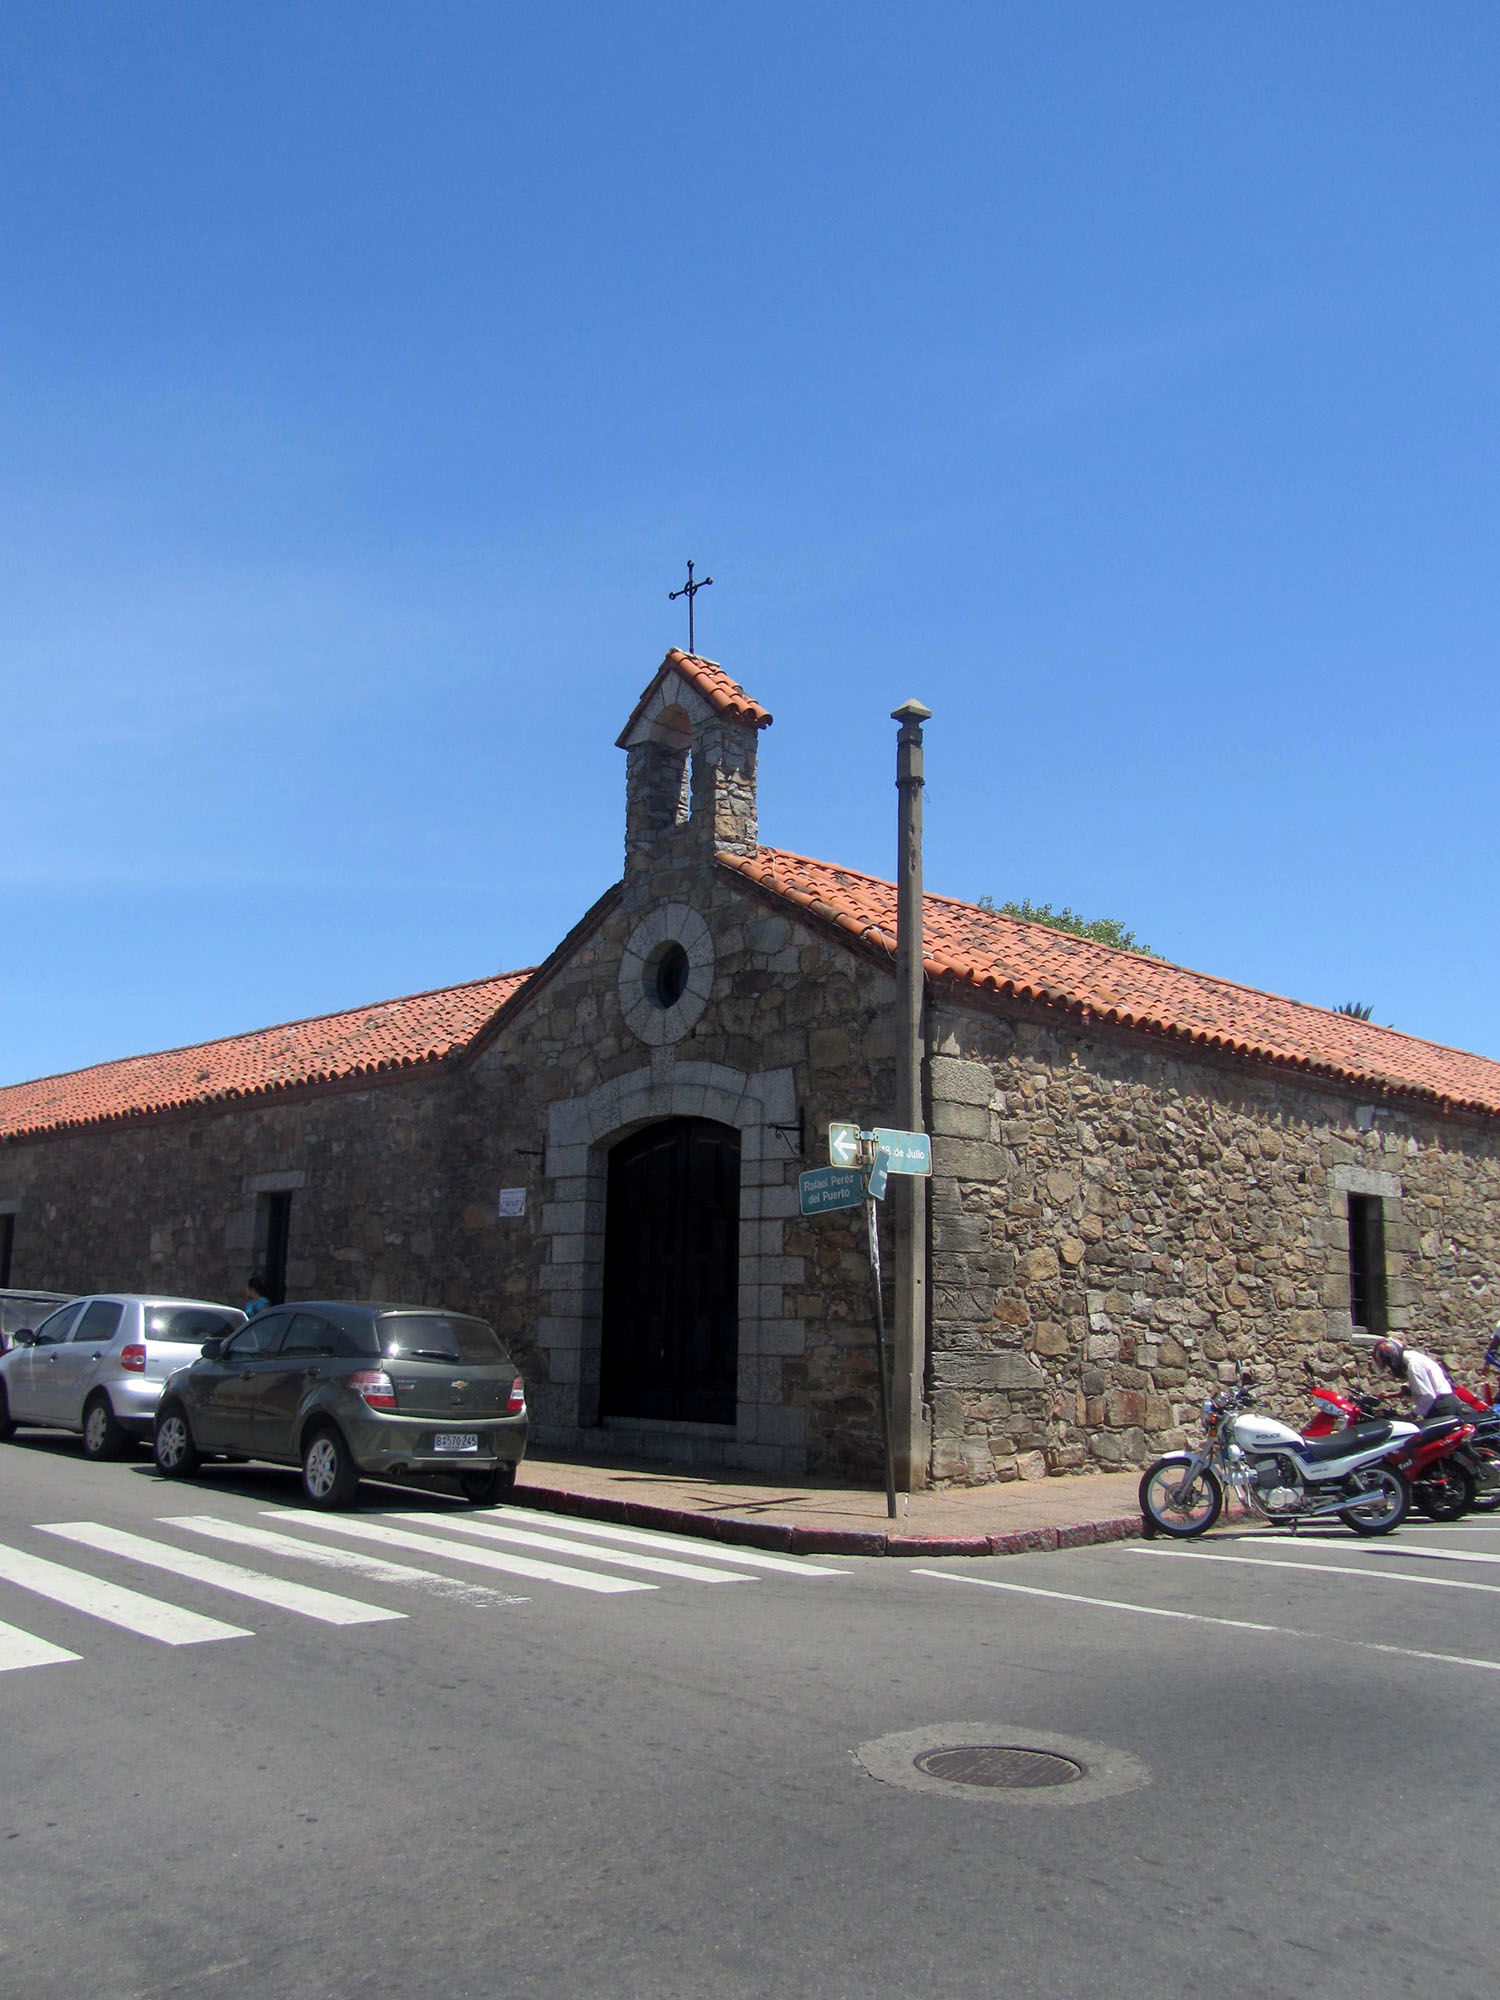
[514,1450,1145,1558]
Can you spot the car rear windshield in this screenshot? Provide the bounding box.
[379,1314,508,1364]
[147,1306,241,1344]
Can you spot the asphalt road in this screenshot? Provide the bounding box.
[1,1434,1496,2000]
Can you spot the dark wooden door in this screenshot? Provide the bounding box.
[600,1118,740,1425]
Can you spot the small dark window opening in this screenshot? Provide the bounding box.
[1347,1193,1388,1337]
[0,1215,12,1288]
[253,1191,293,1306]
[652,942,690,1008]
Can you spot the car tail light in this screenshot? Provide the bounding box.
[350,1369,397,1412]
[506,1376,526,1415]
[120,1345,147,1373]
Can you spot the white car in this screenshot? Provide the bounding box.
[0,1294,245,1460]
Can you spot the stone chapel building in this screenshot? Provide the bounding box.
[4,650,1500,1485]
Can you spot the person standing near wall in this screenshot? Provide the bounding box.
[243,1274,272,1319]
[1372,1338,1468,1422]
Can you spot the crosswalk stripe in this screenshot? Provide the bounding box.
[0,1617,81,1673]
[390,1512,757,1582]
[159,1515,527,1604]
[495,1505,852,1575]
[0,1541,250,1645]
[38,1524,405,1628]
[262,1512,653,1594]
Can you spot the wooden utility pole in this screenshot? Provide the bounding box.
[890,699,931,1490]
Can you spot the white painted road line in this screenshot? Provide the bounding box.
[263,1512,652,1594]
[0,1542,250,1646]
[391,1513,758,1583]
[916,1571,1282,1633]
[0,1617,81,1673]
[1131,1546,1500,1596]
[39,1523,406,1628]
[913,1569,1500,1676]
[494,1506,851,1575]
[160,1516,528,1606]
[1241,1535,1500,1569]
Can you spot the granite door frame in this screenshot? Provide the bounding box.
[534,1059,809,1473]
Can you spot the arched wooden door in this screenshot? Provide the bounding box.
[600,1118,740,1426]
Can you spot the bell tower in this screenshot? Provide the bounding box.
[616,651,773,878]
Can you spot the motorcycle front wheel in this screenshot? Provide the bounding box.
[1467,1446,1500,1511]
[1339,1467,1410,1537]
[1139,1456,1223,1538]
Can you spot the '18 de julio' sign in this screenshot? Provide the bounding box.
[827,1123,932,1176]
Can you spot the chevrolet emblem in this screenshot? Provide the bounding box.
[451,1380,468,1392]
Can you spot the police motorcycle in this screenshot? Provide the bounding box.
[1139,1365,1419,1539]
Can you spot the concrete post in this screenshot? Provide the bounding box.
[891,699,932,1491]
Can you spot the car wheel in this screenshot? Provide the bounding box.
[0,1381,15,1441]
[81,1394,127,1462]
[459,1464,517,1507]
[301,1426,360,1510]
[154,1405,202,1479]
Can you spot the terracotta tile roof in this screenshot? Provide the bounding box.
[722,846,1500,1121]
[615,650,773,746]
[0,970,532,1142]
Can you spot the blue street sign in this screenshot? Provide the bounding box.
[868,1126,931,1176]
[865,1146,891,1202]
[798,1165,867,1216]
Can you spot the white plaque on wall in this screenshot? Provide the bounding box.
[497,1187,526,1218]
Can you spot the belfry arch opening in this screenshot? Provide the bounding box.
[599,1117,741,1427]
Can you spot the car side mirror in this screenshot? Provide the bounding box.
[200,1337,225,1360]
[10,1330,34,1347]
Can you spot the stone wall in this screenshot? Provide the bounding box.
[441,863,901,1479]
[0,862,903,1480]
[0,1075,457,1318]
[924,999,1500,1484]
[8,863,1499,1491]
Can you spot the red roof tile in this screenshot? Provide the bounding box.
[722,847,1500,1120]
[0,970,532,1142]
[615,650,773,746]
[11,841,1498,1143]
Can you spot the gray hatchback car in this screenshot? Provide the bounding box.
[153,1300,528,1508]
[0,1295,246,1457]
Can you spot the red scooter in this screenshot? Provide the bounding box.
[1302,1378,1486,1521]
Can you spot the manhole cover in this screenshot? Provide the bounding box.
[855,1723,1149,1808]
[912,1745,1084,1789]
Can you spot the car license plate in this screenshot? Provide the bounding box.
[433,1432,479,1453]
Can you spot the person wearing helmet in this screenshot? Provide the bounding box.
[1372,1338,1467,1422]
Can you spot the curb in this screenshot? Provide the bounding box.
[516,1482,1144,1558]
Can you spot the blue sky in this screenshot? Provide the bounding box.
[4,2,1499,1083]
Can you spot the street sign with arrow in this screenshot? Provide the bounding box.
[827,1122,931,1176]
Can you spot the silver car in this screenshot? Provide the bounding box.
[0,1294,245,1460]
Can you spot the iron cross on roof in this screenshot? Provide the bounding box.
[668,559,713,654]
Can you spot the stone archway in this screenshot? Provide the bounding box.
[534,1058,808,1471]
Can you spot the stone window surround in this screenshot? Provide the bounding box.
[1330,1164,1405,1338]
[534,1058,809,1474]
[224,1170,309,1255]
[618,904,715,1047]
